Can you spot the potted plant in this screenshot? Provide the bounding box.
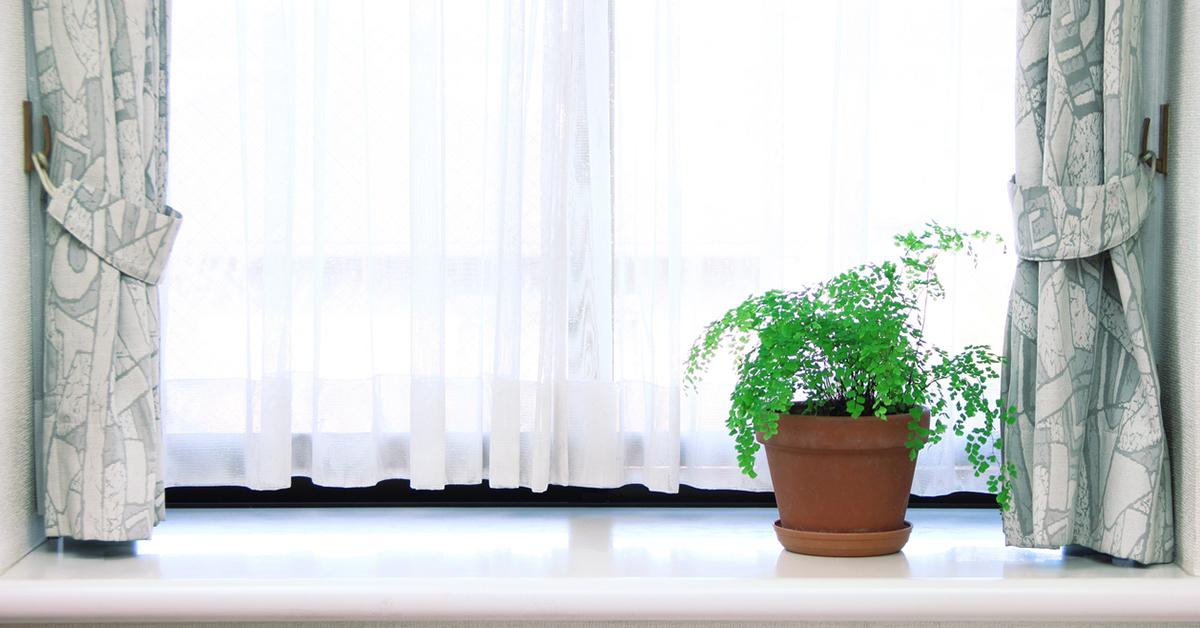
[684,223,1016,557]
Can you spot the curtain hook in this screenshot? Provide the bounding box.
[1139,117,1152,167]
[22,101,53,174]
[1139,107,1169,175]
[23,101,58,197]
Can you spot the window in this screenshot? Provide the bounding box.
[162,0,1017,496]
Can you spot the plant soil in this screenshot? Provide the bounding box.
[788,398,914,417]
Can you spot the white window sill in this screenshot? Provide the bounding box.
[0,507,1196,623]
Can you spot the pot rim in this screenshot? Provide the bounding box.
[755,410,931,448]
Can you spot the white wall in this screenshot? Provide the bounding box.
[1162,0,1200,576]
[0,0,41,572]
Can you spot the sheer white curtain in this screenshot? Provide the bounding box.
[163,0,1017,493]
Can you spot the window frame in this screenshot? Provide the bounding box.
[166,479,998,509]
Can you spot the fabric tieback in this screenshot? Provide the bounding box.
[1008,166,1151,262]
[31,152,181,286]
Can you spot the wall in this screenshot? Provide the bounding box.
[0,0,41,572]
[1161,0,1200,576]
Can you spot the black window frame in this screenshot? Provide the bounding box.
[167,478,998,509]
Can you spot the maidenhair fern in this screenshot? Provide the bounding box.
[683,223,1019,509]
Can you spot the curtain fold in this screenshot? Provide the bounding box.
[162,0,1019,495]
[1002,0,1174,564]
[29,0,180,541]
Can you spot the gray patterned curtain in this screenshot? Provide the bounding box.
[29,0,181,541]
[1003,0,1173,564]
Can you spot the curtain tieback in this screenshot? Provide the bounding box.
[35,160,182,286]
[1008,167,1150,262]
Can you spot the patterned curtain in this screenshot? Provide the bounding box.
[29,0,181,541]
[1003,0,1173,564]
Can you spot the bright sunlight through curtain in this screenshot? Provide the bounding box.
[162,0,1017,493]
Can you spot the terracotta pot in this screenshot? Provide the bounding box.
[758,410,930,557]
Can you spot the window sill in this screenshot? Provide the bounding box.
[0,508,1195,623]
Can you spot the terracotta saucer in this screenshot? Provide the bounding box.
[773,520,913,557]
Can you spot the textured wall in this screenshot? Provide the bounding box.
[1161,0,1200,575]
[0,0,41,572]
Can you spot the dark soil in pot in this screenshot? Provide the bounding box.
[757,409,930,557]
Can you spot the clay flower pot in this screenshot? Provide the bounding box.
[757,410,930,557]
